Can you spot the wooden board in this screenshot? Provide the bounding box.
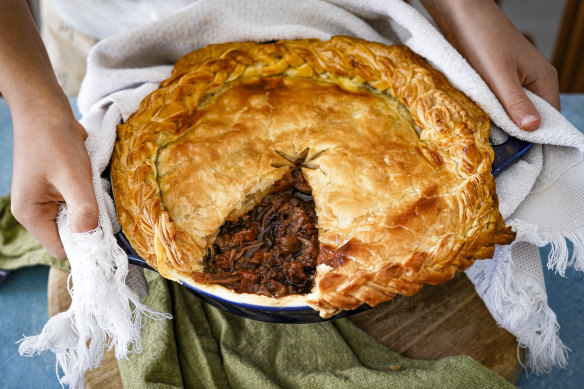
[47,267,522,388]
[348,272,523,382]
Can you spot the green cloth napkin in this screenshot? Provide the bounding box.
[0,195,516,388]
[122,270,517,389]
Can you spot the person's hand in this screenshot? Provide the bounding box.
[10,108,98,258]
[420,0,560,131]
[1,0,98,258]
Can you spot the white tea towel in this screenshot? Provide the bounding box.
[20,0,584,386]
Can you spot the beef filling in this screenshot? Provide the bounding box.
[196,168,319,297]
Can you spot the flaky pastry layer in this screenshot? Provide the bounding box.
[111,36,515,318]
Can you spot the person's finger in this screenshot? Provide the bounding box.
[10,198,67,258]
[55,164,99,234]
[488,70,541,131]
[11,169,98,257]
[61,183,99,234]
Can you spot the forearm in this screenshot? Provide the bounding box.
[0,0,72,121]
[1,0,97,257]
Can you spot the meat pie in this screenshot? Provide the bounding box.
[111,37,515,318]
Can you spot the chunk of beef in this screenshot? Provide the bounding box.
[199,167,319,296]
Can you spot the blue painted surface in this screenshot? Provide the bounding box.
[0,96,583,388]
[0,266,59,389]
[560,94,584,131]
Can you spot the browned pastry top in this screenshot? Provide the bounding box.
[111,36,515,318]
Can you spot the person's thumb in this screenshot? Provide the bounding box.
[60,174,99,234]
[496,78,541,131]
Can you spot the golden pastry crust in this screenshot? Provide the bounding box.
[111,36,515,318]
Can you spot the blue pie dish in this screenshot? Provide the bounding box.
[112,133,532,324]
[490,135,533,176]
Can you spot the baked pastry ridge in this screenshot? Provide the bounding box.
[111,36,515,318]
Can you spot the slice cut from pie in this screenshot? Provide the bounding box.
[111,36,515,318]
